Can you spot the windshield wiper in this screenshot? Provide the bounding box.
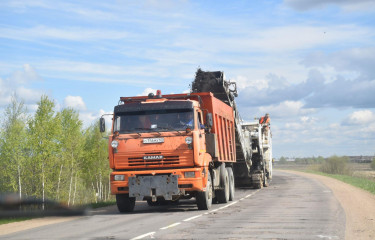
[118,129,141,136]
[135,127,152,131]
[156,126,183,135]
[136,127,163,137]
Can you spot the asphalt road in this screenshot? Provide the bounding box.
[1,171,346,240]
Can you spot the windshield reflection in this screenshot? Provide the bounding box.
[114,109,194,133]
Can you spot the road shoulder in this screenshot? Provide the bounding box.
[0,217,81,236]
[280,170,375,240]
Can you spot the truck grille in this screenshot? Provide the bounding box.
[128,155,179,167]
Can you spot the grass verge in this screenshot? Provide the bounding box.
[0,200,116,226]
[0,217,32,225]
[88,200,116,209]
[304,170,375,195]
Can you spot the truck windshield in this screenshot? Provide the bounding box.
[114,109,194,133]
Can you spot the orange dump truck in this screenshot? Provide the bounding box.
[100,69,272,212]
[100,90,237,212]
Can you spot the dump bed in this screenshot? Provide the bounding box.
[194,92,236,163]
[191,69,252,166]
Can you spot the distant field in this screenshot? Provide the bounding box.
[274,162,375,194]
[274,162,375,181]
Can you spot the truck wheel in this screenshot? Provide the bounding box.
[226,167,235,201]
[116,194,135,213]
[263,175,269,187]
[216,167,229,203]
[196,171,213,210]
[263,166,269,187]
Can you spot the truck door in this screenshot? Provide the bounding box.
[197,110,206,152]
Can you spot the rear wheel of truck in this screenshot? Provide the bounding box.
[263,167,269,187]
[196,171,213,210]
[216,166,229,203]
[116,194,135,213]
[226,167,235,201]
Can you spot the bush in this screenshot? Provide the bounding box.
[319,156,351,175]
[371,158,375,170]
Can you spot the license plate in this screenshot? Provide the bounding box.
[143,155,164,160]
[143,138,164,144]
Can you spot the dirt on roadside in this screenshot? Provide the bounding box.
[282,170,375,240]
[0,217,81,236]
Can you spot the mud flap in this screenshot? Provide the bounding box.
[129,175,179,201]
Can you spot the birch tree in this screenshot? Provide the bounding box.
[82,121,109,203]
[57,108,83,205]
[0,95,28,197]
[27,95,61,206]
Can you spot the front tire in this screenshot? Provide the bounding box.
[226,167,235,201]
[116,194,135,213]
[196,171,213,210]
[216,167,229,203]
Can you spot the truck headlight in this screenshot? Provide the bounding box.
[111,140,119,148]
[184,171,195,178]
[114,175,125,181]
[185,137,193,144]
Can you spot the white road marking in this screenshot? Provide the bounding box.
[160,222,181,230]
[183,214,202,222]
[218,201,238,209]
[316,235,339,239]
[245,189,260,198]
[130,231,156,240]
[134,190,260,238]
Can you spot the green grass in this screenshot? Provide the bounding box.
[304,170,375,195]
[88,200,116,209]
[0,200,116,226]
[0,217,32,225]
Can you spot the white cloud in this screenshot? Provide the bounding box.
[0,25,129,42]
[233,76,268,91]
[182,89,190,93]
[248,25,368,52]
[343,110,375,125]
[258,101,315,118]
[300,116,317,124]
[138,88,157,96]
[284,0,375,11]
[16,86,43,102]
[78,108,113,129]
[0,65,44,107]
[9,64,41,85]
[64,96,86,111]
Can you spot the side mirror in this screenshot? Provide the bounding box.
[99,117,105,133]
[206,113,213,129]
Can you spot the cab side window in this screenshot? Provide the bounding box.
[197,112,204,129]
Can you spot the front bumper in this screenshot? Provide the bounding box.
[129,175,179,200]
[110,168,205,196]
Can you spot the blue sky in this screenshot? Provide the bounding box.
[1,0,374,158]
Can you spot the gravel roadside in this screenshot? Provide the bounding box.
[281,170,375,240]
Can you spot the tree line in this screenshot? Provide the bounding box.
[0,95,111,205]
